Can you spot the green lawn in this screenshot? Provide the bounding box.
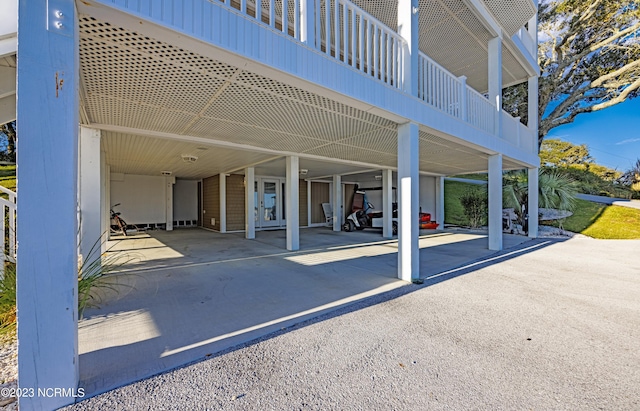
[0,165,16,198]
[446,180,640,239]
[544,199,640,239]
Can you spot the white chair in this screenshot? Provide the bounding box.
[321,203,333,226]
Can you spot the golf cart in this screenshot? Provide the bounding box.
[342,189,399,235]
[342,187,440,234]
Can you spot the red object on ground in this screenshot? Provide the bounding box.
[419,212,439,229]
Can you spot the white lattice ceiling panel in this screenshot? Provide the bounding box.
[303,143,397,168]
[198,83,385,141]
[80,18,230,117]
[84,96,195,135]
[482,0,536,36]
[335,127,399,155]
[235,71,393,123]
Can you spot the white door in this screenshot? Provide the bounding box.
[260,179,281,227]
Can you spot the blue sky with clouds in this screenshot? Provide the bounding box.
[546,98,640,173]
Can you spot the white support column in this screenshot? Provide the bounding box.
[382,169,393,239]
[17,0,79,409]
[528,168,539,238]
[100,153,108,252]
[79,127,102,265]
[219,173,227,233]
[459,76,468,121]
[104,164,111,241]
[307,180,312,226]
[528,75,539,152]
[245,167,256,239]
[435,176,445,230]
[488,154,503,251]
[286,156,300,251]
[488,37,503,138]
[527,14,537,38]
[398,0,419,96]
[332,175,342,232]
[300,0,315,46]
[165,176,174,231]
[397,122,420,281]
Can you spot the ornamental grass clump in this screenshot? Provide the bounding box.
[0,234,137,337]
[78,235,137,318]
[0,263,16,336]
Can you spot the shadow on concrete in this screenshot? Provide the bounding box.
[76,227,561,400]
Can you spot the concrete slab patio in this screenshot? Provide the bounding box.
[78,228,529,396]
[67,236,640,410]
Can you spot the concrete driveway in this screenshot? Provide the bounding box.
[68,236,640,410]
[77,227,528,396]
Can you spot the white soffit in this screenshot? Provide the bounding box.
[102,132,276,178]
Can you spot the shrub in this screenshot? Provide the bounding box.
[459,187,488,228]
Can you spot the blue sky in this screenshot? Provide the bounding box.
[546,98,640,173]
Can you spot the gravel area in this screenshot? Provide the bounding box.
[60,237,640,410]
[0,332,17,410]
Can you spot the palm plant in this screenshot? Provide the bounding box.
[503,169,577,226]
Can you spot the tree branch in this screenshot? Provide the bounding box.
[592,76,640,111]
[557,21,640,72]
[591,59,640,88]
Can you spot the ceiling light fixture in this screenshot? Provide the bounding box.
[181,154,198,163]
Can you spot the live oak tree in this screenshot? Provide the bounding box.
[503,0,640,148]
[539,138,593,167]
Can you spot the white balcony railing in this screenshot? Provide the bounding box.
[213,0,531,151]
[418,53,462,118]
[319,0,406,89]
[514,27,536,59]
[501,110,536,154]
[466,87,495,135]
[0,186,16,272]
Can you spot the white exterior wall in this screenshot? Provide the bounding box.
[173,179,198,222]
[110,173,171,224]
[418,176,437,218]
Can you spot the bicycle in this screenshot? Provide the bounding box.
[110,203,128,236]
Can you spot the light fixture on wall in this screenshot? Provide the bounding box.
[181,154,198,163]
[374,175,382,181]
[161,171,172,176]
[300,169,308,176]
